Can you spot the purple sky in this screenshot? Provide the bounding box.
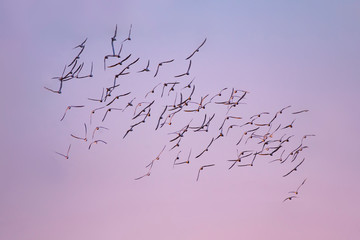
[1,0,360,239]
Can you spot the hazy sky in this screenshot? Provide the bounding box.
[1,0,360,239]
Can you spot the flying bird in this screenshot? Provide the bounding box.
[134,171,151,180]
[74,38,87,49]
[90,106,106,124]
[123,24,132,42]
[283,196,298,202]
[250,112,270,119]
[195,138,215,158]
[283,158,306,177]
[76,62,93,78]
[196,164,215,181]
[173,151,182,166]
[70,123,88,142]
[186,38,207,60]
[133,101,154,120]
[102,108,123,122]
[104,43,122,70]
[133,101,151,116]
[145,83,161,98]
[161,82,179,98]
[269,149,286,163]
[292,109,309,114]
[107,54,132,68]
[88,140,107,150]
[210,88,228,102]
[146,145,167,170]
[44,86,62,94]
[219,115,242,130]
[226,124,240,136]
[301,134,316,144]
[123,127,134,139]
[278,105,291,114]
[60,105,85,121]
[44,65,67,94]
[227,151,252,170]
[155,105,168,130]
[138,60,150,73]
[55,144,71,159]
[289,178,307,195]
[92,126,109,139]
[169,138,181,151]
[282,119,296,129]
[182,77,195,89]
[153,59,175,77]
[111,24,118,55]
[88,88,105,103]
[174,60,192,77]
[122,97,136,112]
[175,149,192,166]
[106,92,131,106]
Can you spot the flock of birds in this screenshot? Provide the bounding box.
[45,24,314,202]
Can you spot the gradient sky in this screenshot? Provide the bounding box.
[1,0,360,239]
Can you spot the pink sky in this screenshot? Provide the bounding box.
[1,0,360,239]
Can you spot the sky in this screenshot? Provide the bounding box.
[1,0,360,239]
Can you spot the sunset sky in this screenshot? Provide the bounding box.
[1,0,360,239]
